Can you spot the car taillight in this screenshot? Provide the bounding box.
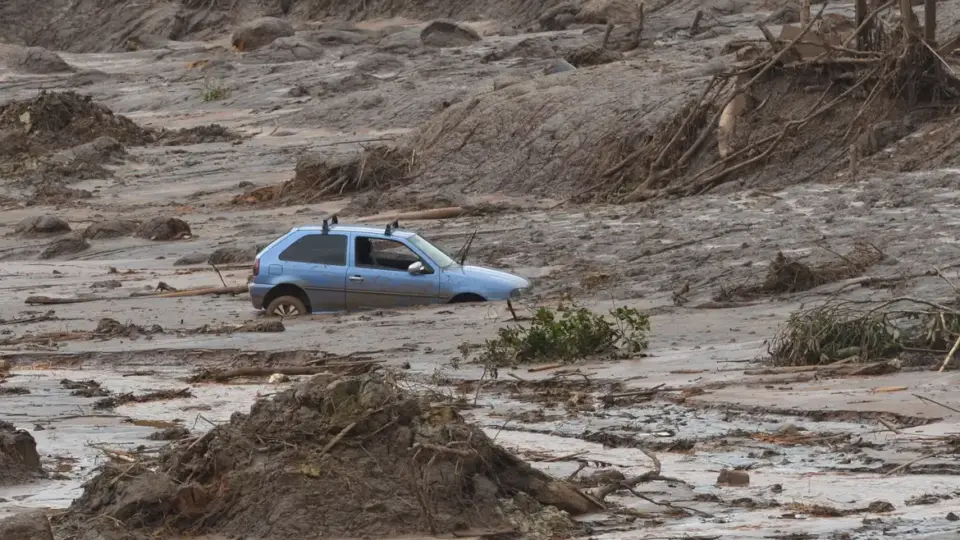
[253,258,260,276]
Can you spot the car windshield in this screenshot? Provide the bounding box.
[408,234,456,269]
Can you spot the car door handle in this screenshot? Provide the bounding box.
[349,275,364,282]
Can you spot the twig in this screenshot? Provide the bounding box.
[883,451,939,476]
[210,263,227,288]
[913,393,960,414]
[937,333,960,372]
[317,422,356,458]
[595,448,673,501]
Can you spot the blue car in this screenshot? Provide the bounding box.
[250,221,530,317]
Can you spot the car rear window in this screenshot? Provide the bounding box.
[279,234,347,265]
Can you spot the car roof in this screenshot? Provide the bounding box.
[291,224,417,239]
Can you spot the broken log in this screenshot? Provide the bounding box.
[148,285,247,298]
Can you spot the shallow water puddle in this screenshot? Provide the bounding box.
[0,367,279,517]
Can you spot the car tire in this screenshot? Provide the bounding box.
[265,295,307,318]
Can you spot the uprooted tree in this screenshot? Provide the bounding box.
[590,1,960,203]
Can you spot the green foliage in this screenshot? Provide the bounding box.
[770,304,901,366]
[201,78,230,102]
[473,305,651,366]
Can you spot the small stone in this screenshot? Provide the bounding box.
[716,469,750,487]
[947,512,959,521]
[867,500,894,513]
[268,373,290,384]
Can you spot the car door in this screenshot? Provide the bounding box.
[346,235,441,310]
[276,232,348,311]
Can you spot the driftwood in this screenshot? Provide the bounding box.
[26,285,247,305]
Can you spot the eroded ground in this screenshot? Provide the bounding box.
[3,2,960,539]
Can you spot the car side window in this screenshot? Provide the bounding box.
[355,236,430,273]
[278,234,347,265]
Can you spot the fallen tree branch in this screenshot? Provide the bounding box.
[594,449,684,501]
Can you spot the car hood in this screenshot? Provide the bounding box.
[451,265,530,288]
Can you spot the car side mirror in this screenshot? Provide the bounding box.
[407,261,425,275]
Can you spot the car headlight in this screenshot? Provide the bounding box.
[510,288,525,299]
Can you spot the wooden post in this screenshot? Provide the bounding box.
[602,21,614,49]
[900,0,917,37]
[924,0,937,45]
[849,144,859,179]
[855,0,867,49]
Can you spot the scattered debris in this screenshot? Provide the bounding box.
[61,374,601,539]
[769,296,960,367]
[147,426,191,441]
[60,378,109,397]
[234,146,415,205]
[93,388,192,409]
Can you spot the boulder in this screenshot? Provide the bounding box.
[208,247,256,265]
[136,217,192,241]
[0,421,41,476]
[0,45,73,74]
[376,28,422,53]
[15,215,71,236]
[231,17,295,52]
[0,511,53,540]
[39,236,90,259]
[249,36,324,62]
[82,219,140,240]
[419,20,481,48]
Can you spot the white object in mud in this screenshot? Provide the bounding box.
[269,373,290,384]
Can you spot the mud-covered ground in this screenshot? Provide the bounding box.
[3,2,960,539]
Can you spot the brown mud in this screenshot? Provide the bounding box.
[57,373,598,539]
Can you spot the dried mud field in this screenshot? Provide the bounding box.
[4,1,960,539]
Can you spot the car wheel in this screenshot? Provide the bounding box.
[266,295,307,317]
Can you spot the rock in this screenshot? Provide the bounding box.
[577,0,645,24]
[0,359,10,372]
[0,45,73,74]
[147,426,191,441]
[0,421,41,472]
[250,36,324,62]
[0,511,54,540]
[49,136,125,165]
[231,17,295,52]
[136,217,192,241]
[716,469,750,486]
[208,247,256,265]
[15,215,71,236]
[82,219,140,240]
[776,424,801,436]
[376,29,422,53]
[303,29,371,45]
[493,76,528,91]
[539,2,581,30]
[948,512,959,521]
[268,373,290,384]
[173,253,209,266]
[544,59,576,75]
[39,237,90,259]
[867,501,895,513]
[419,20,481,48]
